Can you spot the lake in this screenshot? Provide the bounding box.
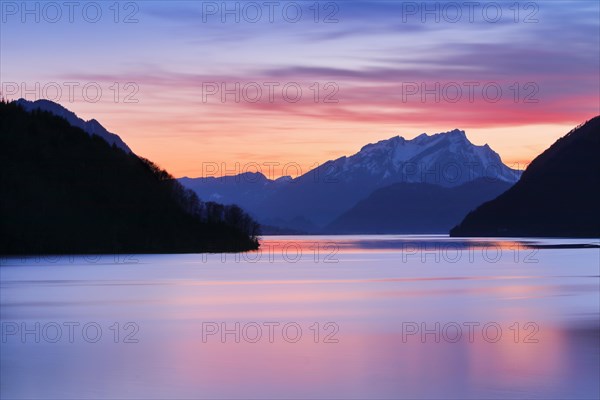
[1,235,599,399]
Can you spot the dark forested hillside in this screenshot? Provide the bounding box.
[0,100,259,254]
[451,116,600,237]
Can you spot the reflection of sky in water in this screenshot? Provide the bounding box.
[261,234,600,252]
[1,236,599,399]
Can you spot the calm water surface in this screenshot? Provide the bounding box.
[1,235,599,399]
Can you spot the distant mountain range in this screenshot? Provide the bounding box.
[181,129,522,232]
[326,178,513,234]
[5,98,596,239]
[451,116,600,238]
[16,98,132,153]
[1,100,259,254]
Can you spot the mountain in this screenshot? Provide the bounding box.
[179,171,286,213]
[325,179,513,234]
[451,116,600,238]
[307,129,520,187]
[180,129,521,230]
[15,98,132,153]
[0,100,259,254]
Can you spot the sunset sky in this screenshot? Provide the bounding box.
[1,0,598,178]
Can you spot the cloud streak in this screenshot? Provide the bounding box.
[1,0,598,176]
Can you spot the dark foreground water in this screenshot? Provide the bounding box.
[1,235,599,399]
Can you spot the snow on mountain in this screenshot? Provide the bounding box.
[180,128,522,231]
[15,99,132,153]
[314,129,521,187]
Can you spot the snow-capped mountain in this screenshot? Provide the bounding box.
[15,99,132,153]
[181,129,522,231]
[310,129,521,187]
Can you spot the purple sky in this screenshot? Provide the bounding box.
[1,1,599,177]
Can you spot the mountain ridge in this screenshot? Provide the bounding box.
[1,100,259,254]
[15,98,132,153]
[319,128,520,186]
[181,128,522,231]
[451,116,600,238]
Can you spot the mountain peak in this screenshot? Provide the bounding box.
[361,128,470,152]
[326,128,521,187]
[429,129,468,144]
[238,171,268,182]
[359,135,403,152]
[15,98,132,153]
[447,129,467,138]
[275,175,293,183]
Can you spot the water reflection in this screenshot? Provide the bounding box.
[1,236,599,399]
[260,234,600,253]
